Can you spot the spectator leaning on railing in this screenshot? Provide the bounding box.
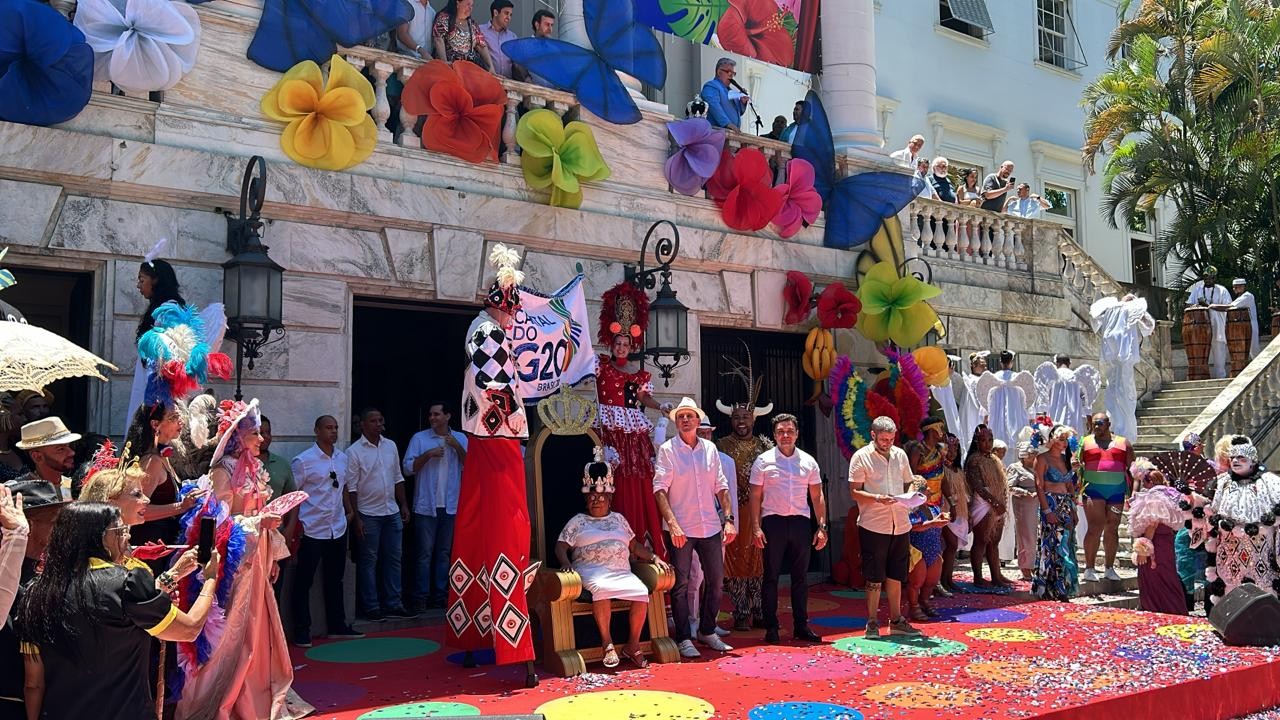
[1004,183,1052,219]
[478,0,517,79]
[928,158,956,203]
[890,134,926,169]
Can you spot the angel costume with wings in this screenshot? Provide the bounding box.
[1034,361,1100,437]
[976,368,1037,450]
[1089,295,1155,441]
[958,352,989,445]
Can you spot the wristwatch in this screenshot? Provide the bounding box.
[723,514,735,525]
[818,523,828,532]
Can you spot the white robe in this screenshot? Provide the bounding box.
[1089,295,1155,441]
[959,372,985,446]
[1033,363,1101,437]
[1229,290,1261,358]
[1187,281,1231,378]
[931,371,963,439]
[976,370,1036,450]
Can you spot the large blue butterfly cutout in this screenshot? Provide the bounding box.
[247,0,413,73]
[501,0,665,125]
[791,90,923,250]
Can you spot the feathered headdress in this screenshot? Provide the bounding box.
[484,244,524,313]
[84,439,123,484]
[143,237,169,267]
[581,446,615,494]
[138,302,232,409]
[715,343,773,418]
[184,393,219,450]
[598,280,649,346]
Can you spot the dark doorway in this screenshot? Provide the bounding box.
[699,328,814,451]
[2,267,94,432]
[350,298,477,610]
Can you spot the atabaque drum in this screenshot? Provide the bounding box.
[1226,307,1252,376]
[1271,310,1279,338]
[1183,306,1211,380]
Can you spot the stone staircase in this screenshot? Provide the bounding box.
[1133,378,1233,453]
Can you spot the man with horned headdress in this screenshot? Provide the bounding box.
[714,350,774,631]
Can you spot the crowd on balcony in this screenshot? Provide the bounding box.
[891,136,1054,219]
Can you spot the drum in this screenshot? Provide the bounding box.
[1182,307,1211,380]
[1226,308,1252,376]
[1271,310,1280,338]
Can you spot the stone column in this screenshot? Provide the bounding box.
[820,0,883,152]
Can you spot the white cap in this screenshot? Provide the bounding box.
[1232,278,1246,286]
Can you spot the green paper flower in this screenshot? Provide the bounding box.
[855,260,943,347]
[516,109,611,209]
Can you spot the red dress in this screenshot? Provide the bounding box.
[595,355,666,561]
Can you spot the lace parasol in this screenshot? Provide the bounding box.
[0,321,118,392]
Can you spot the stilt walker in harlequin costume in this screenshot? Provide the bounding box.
[715,353,773,631]
[595,281,673,560]
[449,245,539,687]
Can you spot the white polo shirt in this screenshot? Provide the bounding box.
[292,444,348,540]
[653,435,730,539]
[345,435,403,517]
[847,443,914,535]
[749,446,821,518]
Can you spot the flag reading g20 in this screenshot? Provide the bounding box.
[511,274,597,402]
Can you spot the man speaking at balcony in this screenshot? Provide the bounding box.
[448,244,536,681]
[702,58,748,130]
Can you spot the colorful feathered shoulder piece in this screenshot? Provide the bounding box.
[138,301,232,408]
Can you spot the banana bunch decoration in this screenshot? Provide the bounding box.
[802,327,835,402]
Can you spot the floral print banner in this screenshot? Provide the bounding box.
[635,0,820,73]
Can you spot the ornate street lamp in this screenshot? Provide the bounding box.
[624,220,689,386]
[222,156,284,401]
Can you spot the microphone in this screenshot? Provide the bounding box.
[726,78,763,134]
[728,78,748,96]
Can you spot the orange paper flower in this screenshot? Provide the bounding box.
[402,59,506,163]
[260,54,376,171]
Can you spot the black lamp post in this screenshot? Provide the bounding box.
[624,220,689,386]
[222,156,285,401]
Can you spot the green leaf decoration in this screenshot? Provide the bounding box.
[658,0,730,44]
[780,9,798,38]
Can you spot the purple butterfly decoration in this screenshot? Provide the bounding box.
[664,118,725,196]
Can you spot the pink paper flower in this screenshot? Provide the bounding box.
[771,157,822,237]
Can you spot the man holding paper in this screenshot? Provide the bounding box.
[847,416,924,638]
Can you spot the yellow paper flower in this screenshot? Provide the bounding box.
[913,346,951,387]
[856,261,943,347]
[261,54,376,171]
[516,108,610,209]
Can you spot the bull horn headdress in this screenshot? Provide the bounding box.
[715,344,773,418]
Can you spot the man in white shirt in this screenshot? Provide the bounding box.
[653,398,737,658]
[749,413,827,645]
[1187,266,1232,378]
[847,416,923,638]
[890,134,925,168]
[478,0,517,78]
[394,0,436,58]
[914,158,939,200]
[683,418,735,640]
[402,402,468,610]
[1004,183,1052,219]
[1229,278,1261,358]
[290,415,362,647]
[346,407,412,621]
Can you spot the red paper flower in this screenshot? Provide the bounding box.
[718,0,796,68]
[401,59,506,163]
[865,390,899,430]
[782,270,813,325]
[817,283,861,329]
[707,147,785,231]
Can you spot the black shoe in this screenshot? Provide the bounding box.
[763,628,781,644]
[793,627,823,643]
[294,635,312,648]
[328,626,365,639]
[384,606,418,620]
[362,610,385,622]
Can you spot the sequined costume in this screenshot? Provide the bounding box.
[717,433,772,625]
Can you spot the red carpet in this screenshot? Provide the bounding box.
[291,579,1280,719]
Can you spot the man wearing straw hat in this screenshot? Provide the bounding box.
[654,397,737,659]
[12,417,79,501]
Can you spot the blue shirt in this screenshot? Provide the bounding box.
[402,429,468,515]
[701,78,742,129]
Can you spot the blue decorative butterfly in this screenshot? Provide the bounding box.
[501,0,666,125]
[790,90,923,250]
[247,0,413,73]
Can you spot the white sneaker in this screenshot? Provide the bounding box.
[677,639,701,659]
[1104,567,1122,581]
[697,633,733,652]
[714,626,731,637]
[1082,568,1098,582]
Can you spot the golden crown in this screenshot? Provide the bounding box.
[537,388,597,436]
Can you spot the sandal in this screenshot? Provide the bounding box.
[602,644,619,668]
[625,647,649,669]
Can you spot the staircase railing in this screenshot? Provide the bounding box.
[1182,334,1280,459]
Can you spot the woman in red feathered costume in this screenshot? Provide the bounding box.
[595,282,673,560]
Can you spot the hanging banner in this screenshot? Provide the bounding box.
[634,0,821,73]
[512,274,596,403]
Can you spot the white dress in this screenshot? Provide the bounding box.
[975,369,1037,450]
[1186,281,1232,378]
[558,512,649,603]
[958,372,985,445]
[931,371,963,440]
[1089,296,1155,441]
[1033,362,1101,437]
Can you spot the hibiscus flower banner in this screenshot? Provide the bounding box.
[634,0,821,73]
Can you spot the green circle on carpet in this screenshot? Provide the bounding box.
[358,702,480,718]
[833,635,967,657]
[306,637,441,664]
[830,590,866,599]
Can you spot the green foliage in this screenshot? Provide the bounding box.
[658,0,729,44]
